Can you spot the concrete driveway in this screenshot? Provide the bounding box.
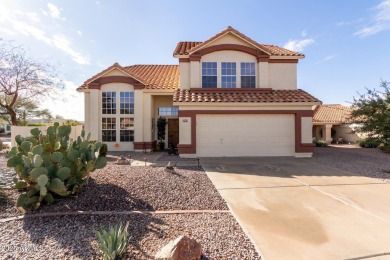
[201,157,390,260]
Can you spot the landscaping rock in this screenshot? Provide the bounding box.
[155,235,202,260]
[164,161,176,174]
[115,155,131,165]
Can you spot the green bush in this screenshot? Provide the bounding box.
[358,137,381,148]
[27,123,47,126]
[95,222,129,260]
[7,123,107,211]
[99,143,108,158]
[313,138,328,147]
[379,144,390,153]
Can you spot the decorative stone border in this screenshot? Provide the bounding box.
[0,210,230,223]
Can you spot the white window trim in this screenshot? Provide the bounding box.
[201,62,257,88]
[101,91,135,143]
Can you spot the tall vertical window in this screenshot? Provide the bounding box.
[102,92,116,114]
[102,118,116,142]
[120,92,134,114]
[120,118,134,142]
[221,62,236,88]
[241,62,256,88]
[202,62,217,88]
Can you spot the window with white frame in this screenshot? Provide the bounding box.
[102,92,116,114]
[202,62,217,88]
[120,92,134,114]
[241,62,256,88]
[102,118,116,142]
[158,107,178,116]
[120,117,134,142]
[221,62,236,88]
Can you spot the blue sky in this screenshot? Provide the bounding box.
[1,0,390,121]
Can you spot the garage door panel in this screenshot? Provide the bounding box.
[196,114,294,157]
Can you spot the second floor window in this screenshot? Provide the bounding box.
[120,92,134,114]
[202,62,217,88]
[241,62,256,88]
[221,62,236,88]
[102,92,116,114]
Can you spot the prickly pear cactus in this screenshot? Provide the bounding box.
[7,123,107,211]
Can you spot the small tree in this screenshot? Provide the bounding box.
[349,80,390,145]
[0,40,62,125]
[0,97,52,125]
[157,117,167,149]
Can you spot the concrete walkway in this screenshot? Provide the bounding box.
[201,157,390,260]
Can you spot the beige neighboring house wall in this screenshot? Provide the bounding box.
[11,125,83,147]
[312,104,360,143]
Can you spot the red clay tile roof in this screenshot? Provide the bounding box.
[313,104,352,123]
[173,42,202,56]
[123,65,179,89]
[173,88,321,103]
[173,26,304,57]
[77,63,179,91]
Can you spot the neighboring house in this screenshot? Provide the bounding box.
[312,104,360,143]
[77,26,321,158]
[0,119,12,134]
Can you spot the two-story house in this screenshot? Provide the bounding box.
[77,26,321,158]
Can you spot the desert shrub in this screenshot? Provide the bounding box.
[358,137,381,148]
[27,123,47,126]
[99,143,108,158]
[379,144,390,153]
[7,123,107,211]
[61,120,81,126]
[313,139,328,147]
[95,222,129,260]
[0,190,9,206]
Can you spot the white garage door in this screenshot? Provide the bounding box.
[196,114,295,157]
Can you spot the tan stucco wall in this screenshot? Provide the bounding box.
[268,63,297,89]
[89,89,99,141]
[142,93,153,143]
[204,33,253,48]
[179,62,190,90]
[333,125,360,143]
[301,117,313,143]
[104,69,129,77]
[258,61,269,88]
[179,117,191,145]
[84,92,90,134]
[190,61,200,88]
[134,89,143,144]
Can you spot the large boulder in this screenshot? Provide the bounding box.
[155,235,202,260]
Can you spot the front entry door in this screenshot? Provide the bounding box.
[168,119,179,148]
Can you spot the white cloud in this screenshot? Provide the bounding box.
[316,55,337,64]
[355,0,390,37]
[77,30,82,36]
[283,38,315,52]
[301,30,308,37]
[42,80,84,120]
[0,3,89,65]
[51,34,89,65]
[47,3,65,20]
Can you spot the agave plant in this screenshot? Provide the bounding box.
[95,221,130,260]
